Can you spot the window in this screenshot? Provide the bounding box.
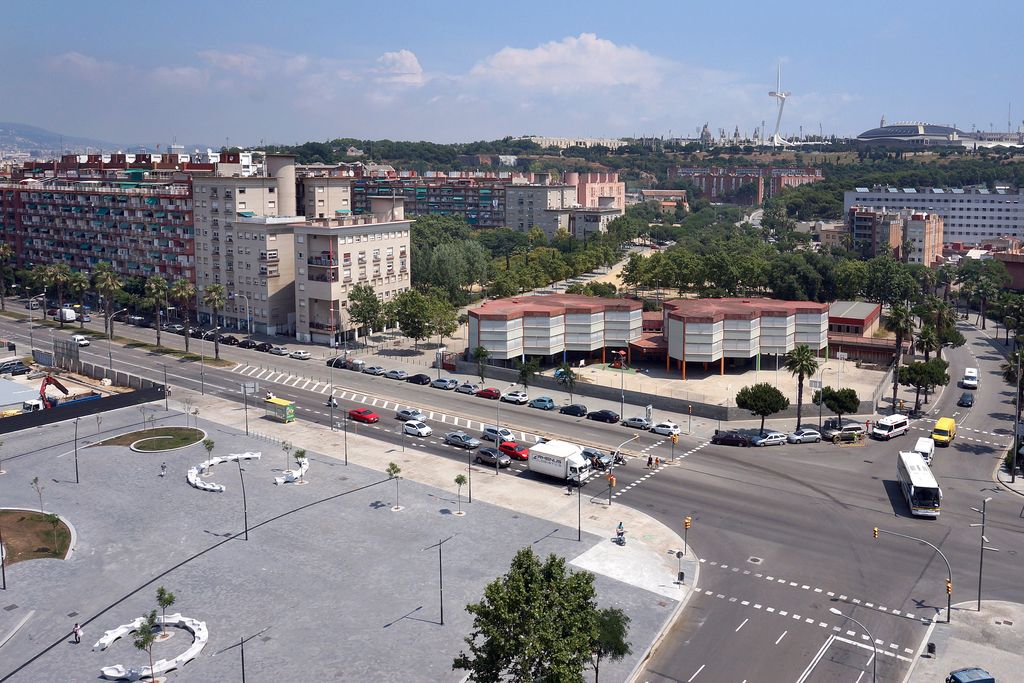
[238,202,246,209]
[238,188,246,194]
[268,201,276,208]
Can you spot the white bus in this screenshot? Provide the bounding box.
[897,451,942,517]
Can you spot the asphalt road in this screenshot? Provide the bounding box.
[4,313,1023,682]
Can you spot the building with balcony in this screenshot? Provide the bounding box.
[0,177,196,281]
[349,175,510,228]
[292,197,411,346]
[505,183,579,237]
[192,154,299,334]
[847,206,905,258]
[667,166,824,205]
[467,294,642,364]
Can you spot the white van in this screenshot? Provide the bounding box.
[481,424,515,442]
[912,436,936,465]
[871,414,910,440]
[962,368,979,389]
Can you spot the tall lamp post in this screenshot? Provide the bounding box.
[969,497,1000,612]
[108,308,128,370]
[494,384,515,433]
[816,367,832,431]
[1012,349,1021,483]
[874,526,953,623]
[230,293,251,337]
[616,349,627,418]
[200,326,221,395]
[422,534,456,626]
[27,292,45,351]
[829,608,876,682]
[73,417,81,484]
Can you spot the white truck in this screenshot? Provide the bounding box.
[55,308,77,323]
[527,440,593,484]
[912,436,936,465]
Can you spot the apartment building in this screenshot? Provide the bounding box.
[350,176,506,227]
[505,183,579,237]
[301,176,353,219]
[847,206,904,257]
[668,166,823,205]
[904,211,944,266]
[0,176,195,280]
[192,154,299,334]
[292,197,411,346]
[566,172,626,210]
[844,186,1024,245]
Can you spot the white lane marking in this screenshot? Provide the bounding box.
[735,618,748,632]
[311,383,322,392]
[301,379,310,389]
[775,630,787,645]
[686,664,705,682]
[796,635,834,683]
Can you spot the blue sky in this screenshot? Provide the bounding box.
[5,1,1024,147]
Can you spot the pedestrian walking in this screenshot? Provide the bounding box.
[646,455,654,469]
[654,457,661,468]
[159,463,167,478]
[72,623,82,644]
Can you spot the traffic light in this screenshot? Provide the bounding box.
[946,579,953,595]
[688,405,692,414]
[873,527,879,539]
[671,434,679,445]
[684,516,692,530]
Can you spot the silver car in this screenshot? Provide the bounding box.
[444,431,481,449]
[787,428,822,444]
[475,447,512,468]
[431,377,459,390]
[456,383,481,394]
[395,407,426,422]
[753,432,787,447]
[501,390,529,404]
[623,416,652,430]
[363,365,386,376]
[385,369,409,381]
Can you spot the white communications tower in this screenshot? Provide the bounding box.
[768,63,791,147]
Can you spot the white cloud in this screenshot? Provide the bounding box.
[199,49,264,77]
[47,52,127,82]
[150,66,209,89]
[470,33,668,90]
[376,49,425,86]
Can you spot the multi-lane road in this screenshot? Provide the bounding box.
[3,313,1022,682]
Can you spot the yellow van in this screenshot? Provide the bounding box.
[932,417,956,446]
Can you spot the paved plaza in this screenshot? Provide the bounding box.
[0,400,688,681]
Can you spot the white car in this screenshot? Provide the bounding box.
[753,432,787,447]
[623,416,652,430]
[501,390,529,404]
[395,407,426,422]
[385,369,409,381]
[290,350,311,360]
[787,428,822,444]
[403,420,432,437]
[70,334,90,347]
[651,421,680,436]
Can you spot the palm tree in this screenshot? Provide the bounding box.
[202,284,226,359]
[1001,348,1024,417]
[92,263,123,339]
[886,303,915,411]
[43,263,71,327]
[145,274,169,348]
[936,264,956,302]
[67,272,90,329]
[783,345,819,430]
[914,325,939,361]
[975,278,998,329]
[169,278,196,353]
[0,243,13,311]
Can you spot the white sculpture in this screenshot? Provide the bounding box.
[186,452,262,493]
[95,612,208,681]
[274,457,310,485]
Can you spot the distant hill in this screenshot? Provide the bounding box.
[0,122,121,153]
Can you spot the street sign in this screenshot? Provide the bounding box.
[241,382,259,395]
[836,352,848,361]
[645,404,653,420]
[809,379,822,389]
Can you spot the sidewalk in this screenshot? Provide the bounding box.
[905,601,1024,682]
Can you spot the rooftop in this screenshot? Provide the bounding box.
[470,294,641,320]
[663,297,829,322]
[828,300,881,322]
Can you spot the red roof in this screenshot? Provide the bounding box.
[470,294,641,321]
[663,297,829,323]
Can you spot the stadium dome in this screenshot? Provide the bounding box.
[856,123,969,148]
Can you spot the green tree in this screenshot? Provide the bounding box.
[43,263,72,327]
[833,259,868,300]
[387,462,402,509]
[515,357,540,389]
[347,283,385,338]
[1001,348,1024,421]
[0,243,12,311]
[453,547,599,682]
[914,325,939,361]
[591,607,632,683]
[784,345,819,430]
[201,439,215,472]
[281,441,292,474]
[387,289,432,349]
[93,263,124,338]
[202,284,226,359]
[132,610,159,681]
[44,512,61,554]
[31,476,44,512]
[885,303,915,412]
[454,473,467,514]
[156,586,176,633]
[66,271,90,329]
[735,383,790,434]
[556,363,577,403]
[294,448,307,483]
[813,387,861,428]
[474,346,490,383]
[899,362,930,413]
[169,278,197,353]
[428,294,459,348]
[145,274,169,348]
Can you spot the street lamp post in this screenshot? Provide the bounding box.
[108,308,128,370]
[237,459,249,541]
[970,497,1000,612]
[466,450,472,503]
[829,608,876,682]
[422,535,456,626]
[73,418,80,484]
[874,526,953,623]
[200,326,221,395]
[816,367,832,431]
[617,350,627,418]
[27,291,46,351]
[1013,349,1021,483]
[230,293,251,336]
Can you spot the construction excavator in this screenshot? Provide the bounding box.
[22,375,100,412]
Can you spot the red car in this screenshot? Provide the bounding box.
[475,387,501,400]
[348,408,380,424]
[498,441,529,460]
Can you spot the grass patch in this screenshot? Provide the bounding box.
[0,309,29,320]
[121,342,233,367]
[97,426,205,451]
[0,509,71,564]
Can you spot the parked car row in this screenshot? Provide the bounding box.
[710,421,873,448]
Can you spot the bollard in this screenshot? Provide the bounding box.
[677,571,685,583]
[926,642,936,656]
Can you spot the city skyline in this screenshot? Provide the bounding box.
[5,0,1024,147]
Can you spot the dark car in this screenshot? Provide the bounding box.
[582,447,613,470]
[711,431,752,447]
[407,373,432,385]
[957,392,975,407]
[202,330,220,341]
[255,342,274,352]
[189,327,206,339]
[238,339,259,349]
[0,361,30,376]
[326,356,347,368]
[218,334,240,346]
[559,404,588,417]
[475,447,512,468]
[587,409,620,423]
